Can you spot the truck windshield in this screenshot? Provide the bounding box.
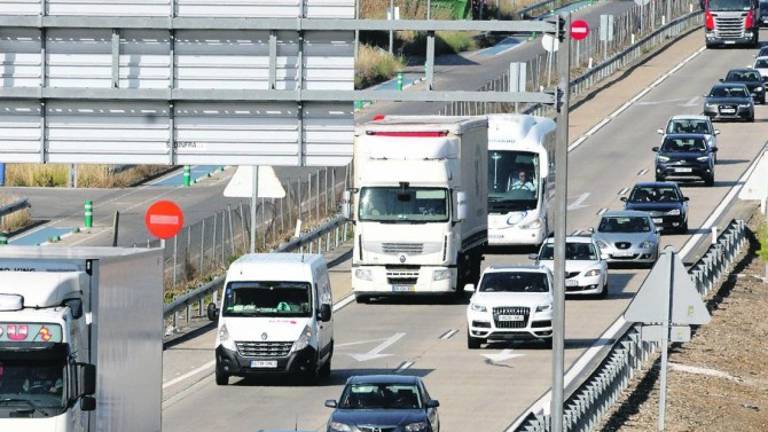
[358,187,449,223]
[539,243,598,261]
[223,281,312,317]
[479,272,549,293]
[488,150,540,212]
[0,359,66,417]
[708,0,753,10]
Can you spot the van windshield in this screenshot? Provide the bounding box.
[223,281,312,317]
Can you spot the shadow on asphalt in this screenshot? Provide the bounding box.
[231,368,434,388]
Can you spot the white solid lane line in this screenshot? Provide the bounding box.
[163,361,216,390]
[395,361,415,373]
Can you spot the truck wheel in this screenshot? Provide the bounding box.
[467,331,483,349]
[215,366,229,386]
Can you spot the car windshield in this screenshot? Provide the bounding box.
[358,187,449,223]
[222,281,312,317]
[755,59,768,69]
[479,272,549,293]
[666,119,710,134]
[598,216,652,233]
[539,243,598,261]
[488,150,540,212]
[759,47,768,57]
[709,0,753,10]
[726,71,761,81]
[709,86,749,98]
[629,186,681,202]
[0,359,66,417]
[339,384,422,409]
[661,137,708,152]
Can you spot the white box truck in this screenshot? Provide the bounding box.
[0,247,163,432]
[345,116,488,302]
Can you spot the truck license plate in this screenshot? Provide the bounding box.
[674,167,692,173]
[565,279,579,287]
[498,314,524,322]
[392,285,414,292]
[251,360,278,368]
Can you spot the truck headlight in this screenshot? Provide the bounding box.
[584,269,601,277]
[355,268,373,281]
[291,324,313,353]
[520,219,543,230]
[433,269,451,281]
[667,209,681,215]
[405,422,429,432]
[470,303,487,313]
[657,155,670,162]
[328,422,353,432]
[535,304,552,313]
[640,240,656,249]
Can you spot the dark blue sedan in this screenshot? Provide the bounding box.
[325,375,440,432]
[621,182,690,234]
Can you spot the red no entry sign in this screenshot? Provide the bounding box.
[145,200,184,239]
[571,20,590,41]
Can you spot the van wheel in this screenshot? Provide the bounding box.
[215,365,229,386]
[467,332,483,349]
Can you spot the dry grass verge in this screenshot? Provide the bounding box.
[0,194,32,234]
[6,164,169,188]
[356,44,406,89]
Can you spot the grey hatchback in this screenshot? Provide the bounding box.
[592,210,661,267]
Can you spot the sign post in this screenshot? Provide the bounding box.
[509,62,527,112]
[625,247,711,431]
[599,14,615,60]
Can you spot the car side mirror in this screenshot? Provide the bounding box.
[683,196,690,201]
[652,146,659,152]
[325,400,338,408]
[80,396,96,412]
[463,284,475,293]
[528,253,539,261]
[318,304,332,322]
[588,227,595,234]
[341,190,352,220]
[656,128,664,135]
[718,78,724,82]
[454,191,468,222]
[714,129,720,135]
[78,363,96,396]
[426,400,440,408]
[711,147,719,152]
[207,303,219,321]
[620,196,627,202]
[655,227,663,233]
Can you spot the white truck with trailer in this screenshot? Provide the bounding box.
[345,116,488,302]
[0,247,163,432]
[486,114,556,248]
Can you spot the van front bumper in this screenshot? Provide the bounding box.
[216,345,317,376]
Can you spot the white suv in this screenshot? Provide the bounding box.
[465,265,553,349]
[532,236,609,298]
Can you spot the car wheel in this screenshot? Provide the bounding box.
[705,176,715,187]
[748,114,755,123]
[319,358,331,378]
[655,174,665,182]
[596,282,609,299]
[215,364,229,386]
[679,220,689,234]
[467,331,483,349]
[542,338,553,349]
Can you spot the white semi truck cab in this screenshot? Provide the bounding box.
[345,116,488,302]
[0,247,163,432]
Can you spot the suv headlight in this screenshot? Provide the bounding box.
[520,219,543,230]
[291,324,313,353]
[470,303,487,313]
[667,209,681,215]
[657,155,670,162]
[640,240,656,249]
[584,269,601,277]
[355,268,373,281]
[328,422,353,432]
[405,422,429,432]
[535,304,552,313]
[433,269,452,281]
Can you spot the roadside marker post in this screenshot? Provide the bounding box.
[183,166,191,187]
[84,200,93,229]
[396,72,404,91]
[0,233,7,245]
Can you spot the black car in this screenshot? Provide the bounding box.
[621,182,690,233]
[325,375,440,432]
[703,83,755,122]
[721,68,765,103]
[653,134,717,186]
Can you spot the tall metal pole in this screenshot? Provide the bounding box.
[389,0,395,54]
[551,13,572,432]
[658,249,675,431]
[250,166,259,253]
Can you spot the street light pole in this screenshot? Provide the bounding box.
[550,12,572,432]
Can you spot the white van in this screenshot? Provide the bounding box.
[214,253,334,385]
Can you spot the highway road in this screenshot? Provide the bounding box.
[161,38,768,432]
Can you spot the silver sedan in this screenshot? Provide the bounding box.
[591,210,661,267]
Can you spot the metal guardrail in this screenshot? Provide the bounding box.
[0,198,30,219]
[162,214,351,330]
[514,219,749,431]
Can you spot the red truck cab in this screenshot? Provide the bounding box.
[704,0,760,47]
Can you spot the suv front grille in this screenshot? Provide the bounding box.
[358,427,397,432]
[615,242,632,250]
[714,15,746,38]
[492,306,530,329]
[235,341,292,358]
[382,243,424,254]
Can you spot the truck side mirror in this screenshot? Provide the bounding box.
[463,284,475,292]
[207,303,219,321]
[65,299,83,320]
[79,363,96,396]
[80,396,96,412]
[318,304,332,322]
[454,191,467,222]
[341,190,352,220]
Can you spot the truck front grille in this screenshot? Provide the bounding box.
[715,16,746,38]
[235,341,292,358]
[492,306,530,329]
[382,242,424,254]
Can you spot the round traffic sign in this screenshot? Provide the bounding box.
[541,34,559,53]
[145,200,184,239]
[571,20,590,41]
